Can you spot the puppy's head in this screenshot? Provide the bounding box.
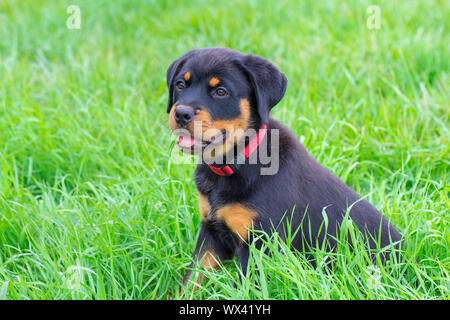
[166,47,287,162]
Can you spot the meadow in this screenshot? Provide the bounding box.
[0,0,448,299]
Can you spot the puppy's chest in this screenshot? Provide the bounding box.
[197,191,258,242]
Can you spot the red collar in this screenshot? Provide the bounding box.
[208,124,268,176]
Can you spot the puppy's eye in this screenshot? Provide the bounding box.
[176,81,185,90]
[215,87,227,97]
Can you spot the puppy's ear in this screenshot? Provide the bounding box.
[236,55,287,124]
[166,50,197,113]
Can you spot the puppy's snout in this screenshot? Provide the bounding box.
[174,107,194,126]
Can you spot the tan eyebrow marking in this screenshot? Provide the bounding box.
[209,77,220,87]
[184,72,191,81]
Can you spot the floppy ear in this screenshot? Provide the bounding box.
[166,57,185,113]
[166,50,197,113]
[236,55,287,124]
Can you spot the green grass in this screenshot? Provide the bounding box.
[0,0,448,300]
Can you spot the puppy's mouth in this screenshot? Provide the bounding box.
[176,131,226,150]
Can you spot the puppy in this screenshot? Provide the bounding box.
[166,47,402,287]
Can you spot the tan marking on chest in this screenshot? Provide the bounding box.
[216,203,257,241]
[198,192,211,220]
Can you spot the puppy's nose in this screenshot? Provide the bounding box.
[174,107,194,126]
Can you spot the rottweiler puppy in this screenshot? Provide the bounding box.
[166,47,402,288]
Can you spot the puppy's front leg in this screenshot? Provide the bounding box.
[235,245,250,282]
[181,225,233,291]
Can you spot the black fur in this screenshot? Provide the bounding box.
[167,48,402,286]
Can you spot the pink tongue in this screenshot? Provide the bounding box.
[178,135,195,148]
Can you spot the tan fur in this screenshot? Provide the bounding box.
[208,98,251,159]
[184,72,191,81]
[169,105,177,131]
[194,99,251,159]
[199,250,218,269]
[216,203,257,241]
[209,77,220,87]
[169,99,251,161]
[182,249,219,288]
[213,98,251,133]
[198,192,211,220]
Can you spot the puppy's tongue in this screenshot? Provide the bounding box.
[178,135,195,148]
